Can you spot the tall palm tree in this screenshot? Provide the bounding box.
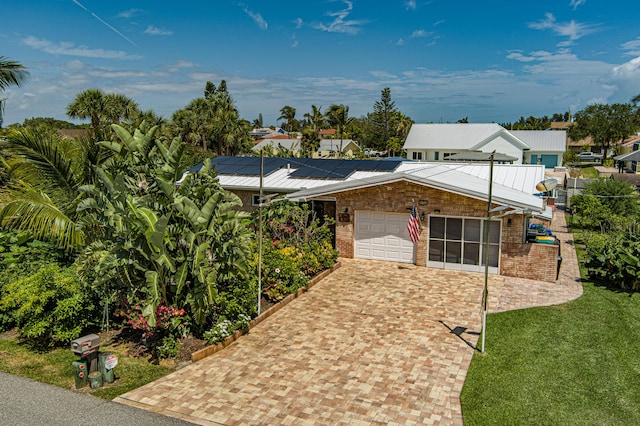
[304,105,325,134]
[326,104,353,156]
[0,56,30,128]
[67,89,139,138]
[278,105,296,136]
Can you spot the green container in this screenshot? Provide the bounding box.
[72,360,88,389]
[98,351,115,383]
[88,371,103,388]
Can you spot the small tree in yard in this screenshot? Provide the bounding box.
[568,103,640,159]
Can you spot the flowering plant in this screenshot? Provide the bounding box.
[115,298,190,339]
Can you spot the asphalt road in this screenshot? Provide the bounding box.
[0,372,193,426]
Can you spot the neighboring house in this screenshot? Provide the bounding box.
[510,130,566,168]
[403,123,566,168]
[317,139,360,158]
[252,137,360,158]
[253,138,300,155]
[201,156,559,283]
[249,127,286,139]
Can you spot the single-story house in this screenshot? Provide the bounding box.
[252,138,361,158]
[403,123,566,168]
[201,156,559,283]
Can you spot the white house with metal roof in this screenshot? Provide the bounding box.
[404,123,566,168]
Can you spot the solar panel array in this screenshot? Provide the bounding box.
[208,157,402,179]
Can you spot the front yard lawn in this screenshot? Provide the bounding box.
[461,280,640,424]
[0,330,174,400]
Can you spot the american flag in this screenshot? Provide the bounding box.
[407,204,420,243]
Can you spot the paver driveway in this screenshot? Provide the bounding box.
[116,259,485,425]
[116,210,582,425]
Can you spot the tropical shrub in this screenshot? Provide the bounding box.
[573,179,640,290]
[570,177,640,232]
[153,335,180,359]
[0,229,72,331]
[0,265,97,347]
[582,226,640,290]
[76,123,254,330]
[254,200,338,302]
[260,245,309,301]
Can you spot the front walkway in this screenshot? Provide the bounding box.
[115,209,582,426]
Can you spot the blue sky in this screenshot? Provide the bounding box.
[2,0,640,127]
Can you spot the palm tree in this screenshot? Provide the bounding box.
[326,104,353,156]
[0,56,30,128]
[304,105,325,133]
[67,89,139,138]
[0,56,29,90]
[278,105,296,136]
[0,127,91,250]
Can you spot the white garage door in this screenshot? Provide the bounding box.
[354,211,415,263]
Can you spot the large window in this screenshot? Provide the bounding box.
[428,215,500,272]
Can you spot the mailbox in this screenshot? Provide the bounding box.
[70,334,101,356]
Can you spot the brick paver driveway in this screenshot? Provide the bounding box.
[117,259,486,425]
[116,209,582,425]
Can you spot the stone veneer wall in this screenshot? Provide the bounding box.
[330,181,559,283]
[232,190,257,212]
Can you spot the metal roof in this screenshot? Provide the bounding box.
[188,157,546,213]
[396,162,546,194]
[403,123,506,150]
[403,123,566,154]
[286,163,545,213]
[510,130,566,152]
[614,150,640,162]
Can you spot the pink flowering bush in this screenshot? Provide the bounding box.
[115,298,190,340]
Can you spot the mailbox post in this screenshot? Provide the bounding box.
[70,334,101,374]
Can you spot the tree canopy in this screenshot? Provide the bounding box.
[568,103,640,157]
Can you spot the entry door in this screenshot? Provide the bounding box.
[354,211,415,263]
[427,215,500,273]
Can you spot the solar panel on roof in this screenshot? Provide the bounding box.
[207,156,405,179]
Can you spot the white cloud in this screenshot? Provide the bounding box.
[570,0,586,10]
[396,38,405,46]
[312,1,367,35]
[118,9,142,19]
[621,38,640,56]
[411,30,431,38]
[294,18,304,29]
[406,0,417,10]
[529,13,599,46]
[241,5,268,30]
[609,56,640,102]
[144,26,173,36]
[22,36,139,59]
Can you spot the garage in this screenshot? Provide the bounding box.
[354,211,414,263]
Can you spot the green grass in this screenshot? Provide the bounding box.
[580,166,599,178]
[0,337,174,399]
[461,280,640,425]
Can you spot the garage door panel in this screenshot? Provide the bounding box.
[354,211,414,263]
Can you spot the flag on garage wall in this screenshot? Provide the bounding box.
[407,204,420,243]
